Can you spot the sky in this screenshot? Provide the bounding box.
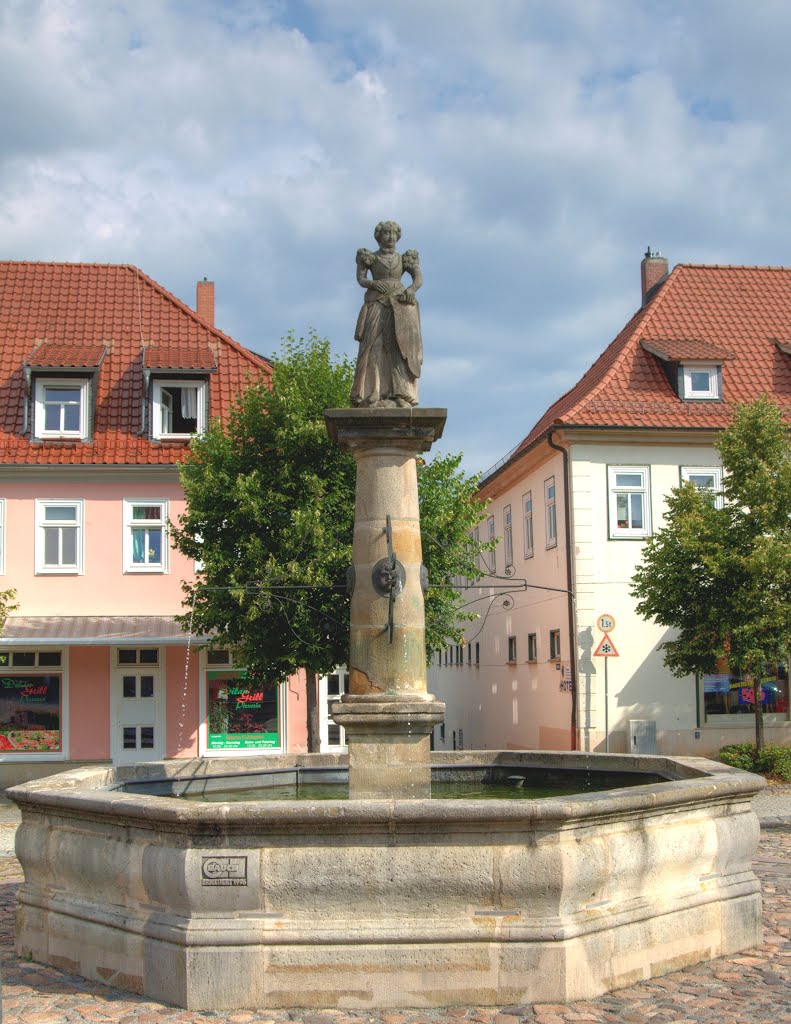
[2,0,790,474]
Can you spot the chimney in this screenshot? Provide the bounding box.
[641,247,668,306]
[196,278,215,325]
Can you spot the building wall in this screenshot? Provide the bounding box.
[428,448,574,751]
[570,438,790,756]
[2,476,193,615]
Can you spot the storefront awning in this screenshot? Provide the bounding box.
[0,616,209,646]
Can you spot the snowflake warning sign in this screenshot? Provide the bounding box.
[593,633,619,657]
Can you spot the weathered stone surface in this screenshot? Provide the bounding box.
[7,751,765,1010]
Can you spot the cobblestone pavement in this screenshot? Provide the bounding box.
[0,808,789,1023]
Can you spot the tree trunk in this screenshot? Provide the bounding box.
[754,672,765,751]
[306,671,321,753]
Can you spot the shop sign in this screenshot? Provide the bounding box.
[207,670,279,751]
[0,675,62,752]
[702,673,730,694]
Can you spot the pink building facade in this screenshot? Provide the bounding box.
[0,262,308,787]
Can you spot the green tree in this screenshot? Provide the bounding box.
[172,331,489,749]
[631,396,791,749]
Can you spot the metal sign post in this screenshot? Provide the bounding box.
[594,622,619,753]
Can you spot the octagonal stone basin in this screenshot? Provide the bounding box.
[8,751,764,1010]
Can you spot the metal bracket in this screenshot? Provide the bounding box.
[371,514,405,642]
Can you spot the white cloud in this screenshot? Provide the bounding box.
[1,1,790,470]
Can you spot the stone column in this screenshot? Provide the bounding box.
[324,408,446,798]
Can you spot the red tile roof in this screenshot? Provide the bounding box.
[25,342,107,368]
[506,264,791,467]
[0,261,270,465]
[143,345,217,371]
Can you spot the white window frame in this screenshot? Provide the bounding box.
[151,379,207,439]
[522,490,533,558]
[503,505,513,568]
[680,466,724,509]
[34,378,89,439]
[681,363,720,400]
[123,499,169,574]
[545,477,557,549]
[608,466,651,539]
[487,514,496,574]
[35,499,84,574]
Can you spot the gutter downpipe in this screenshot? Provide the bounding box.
[547,428,578,751]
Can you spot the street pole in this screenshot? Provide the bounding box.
[604,657,609,753]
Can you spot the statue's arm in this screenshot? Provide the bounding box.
[400,250,422,304]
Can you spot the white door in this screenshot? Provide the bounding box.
[319,668,350,752]
[111,649,165,763]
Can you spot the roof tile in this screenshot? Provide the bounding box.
[0,261,270,465]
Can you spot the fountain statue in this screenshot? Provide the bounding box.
[6,224,765,1010]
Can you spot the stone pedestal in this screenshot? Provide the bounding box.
[324,408,447,798]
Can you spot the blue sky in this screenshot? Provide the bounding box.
[2,0,790,473]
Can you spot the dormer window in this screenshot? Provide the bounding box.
[35,378,89,437]
[143,345,215,441]
[681,363,720,400]
[151,379,207,439]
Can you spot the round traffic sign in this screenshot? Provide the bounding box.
[597,613,616,632]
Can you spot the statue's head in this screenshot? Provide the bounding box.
[374,220,402,244]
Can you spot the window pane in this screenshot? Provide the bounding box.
[122,676,136,698]
[12,652,35,666]
[63,404,81,431]
[46,387,77,404]
[38,651,61,666]
[327,723,341,745]
[615,473,643,487]
[630,494,644,530]
[133,505,161,521]
[132,529,146,563]
[139,649,158,664]
[688,473,716,489]
[123,727,137,749]
[118,649,137,664]
[616,494,629,529]
[44,405,61,431]
[690,371,711,392]
[140,676,154,698]
[147,530,162,563]
[44,528,60,565]
[327,674,341,696]
[45,506,76,522]
[61,528,77,565]
[140,726,155,748]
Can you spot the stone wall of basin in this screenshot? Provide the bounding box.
[8,752,765,1010]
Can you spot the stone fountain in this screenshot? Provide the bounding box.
[7,222,765,1010]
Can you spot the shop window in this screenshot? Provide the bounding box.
[0,673,62,752]
[704,662,789,720]
[207,670,279,751]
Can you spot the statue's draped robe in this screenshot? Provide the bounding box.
[351,251,422,407]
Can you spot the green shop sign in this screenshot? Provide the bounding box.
[207,670,279,751]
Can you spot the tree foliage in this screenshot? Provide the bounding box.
[172,331,489,687]
[631,396,791,746]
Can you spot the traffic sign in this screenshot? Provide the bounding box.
[593,633,619,657]
[597,613,616,632]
